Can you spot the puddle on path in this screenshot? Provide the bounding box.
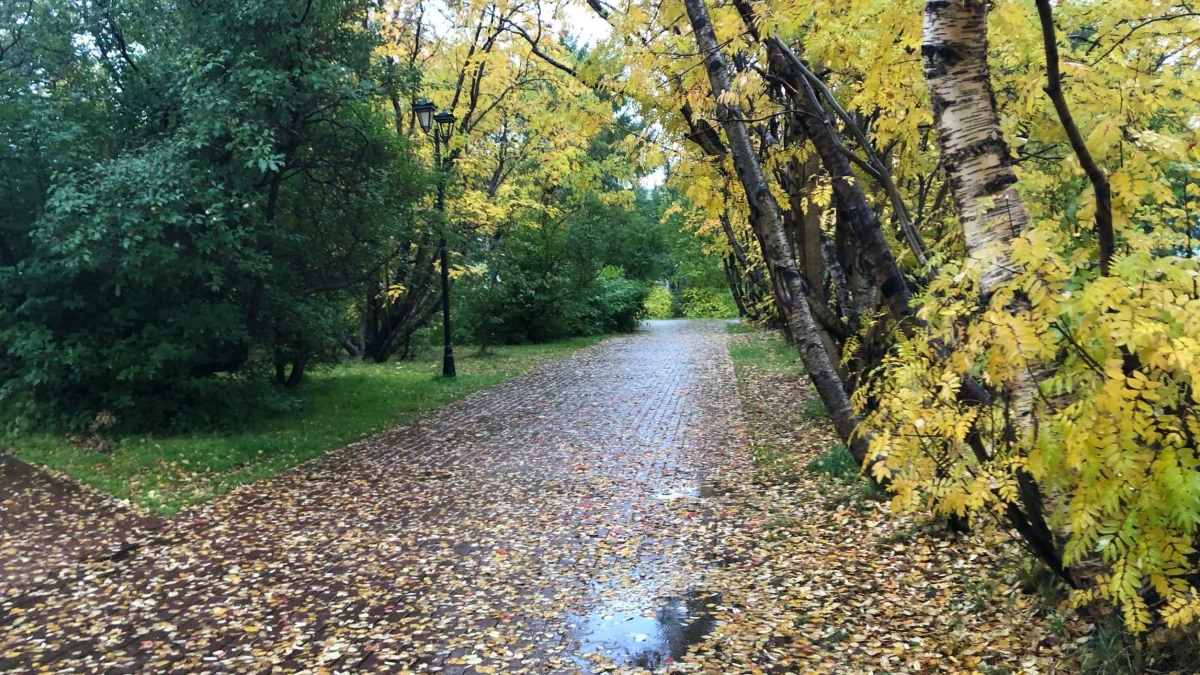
[651,479,721,501]
[573,590,721,671]
[572,468,726,671]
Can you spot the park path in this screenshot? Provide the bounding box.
[0,320,744,674]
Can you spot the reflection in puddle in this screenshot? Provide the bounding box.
[652,479,721,501]
[574,590,721,671]
[652,485,698,501]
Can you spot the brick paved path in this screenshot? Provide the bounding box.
[1,320,743,674]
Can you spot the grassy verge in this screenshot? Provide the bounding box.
[727,323,885,509]
[726,321,805,374]
[727,323,813,484]
[4,337,604,514]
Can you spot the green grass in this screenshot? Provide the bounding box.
[728,323,810,485]
[804,444,859,481]
[801,396,827,423]
[728,323,885,511]
[3,337,604,514]
[749,442,805,484]
[726,323,804,374]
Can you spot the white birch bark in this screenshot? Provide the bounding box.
[923,0,1031,298]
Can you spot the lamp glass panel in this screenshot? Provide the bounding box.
[413,99,435,133]
[416,109,433,133]
[434,110,455,138]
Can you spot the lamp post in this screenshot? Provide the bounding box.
[414,99,457,378]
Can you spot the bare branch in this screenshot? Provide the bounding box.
[1036,0,1114,275]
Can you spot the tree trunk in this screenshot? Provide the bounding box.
[922,0,1030,298]
[718,208,772,304]
[724,255,750,318]
[1033,0,1113,275]
[822,234,854,324]
[923,0,1070,584]
[358,298,370,357]
[284,355,307,387]
[729,0,915,329]
[785,154,827,298]
[361,241,441,363]
[922,0,1038,424]
[683,0,870,466]
[763,41,914,327]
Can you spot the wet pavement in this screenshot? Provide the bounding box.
[0,320,743,674]
[572,590,721,671]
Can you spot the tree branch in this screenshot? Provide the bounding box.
[502,19,580,77]
[585,0,611,20]
[775,38,928,265]
[1036,0,1115,275]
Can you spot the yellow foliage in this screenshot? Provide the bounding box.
[734,0,1200,633]
[377,0,627,242]
[559,0,1200,632]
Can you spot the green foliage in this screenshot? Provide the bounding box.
[455,189,664,345]
[455,235,650,345]
[0,0,426,430]
[643,285,674,319]
[5,337,601,513]
[647,191,741,319]
[590,266,649,333]
[678,287,738,318]
[0,8,722,434]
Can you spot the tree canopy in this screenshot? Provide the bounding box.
[0,0,729,430]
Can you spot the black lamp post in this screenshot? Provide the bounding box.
[414,99,457,378]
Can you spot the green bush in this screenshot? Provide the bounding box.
[679,287,738,318]
[454,249,649,345]
[588,267,649,333]
[644,285,674,319]
[0,0,425,431]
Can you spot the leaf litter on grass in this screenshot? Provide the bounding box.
[641,329,1084,675]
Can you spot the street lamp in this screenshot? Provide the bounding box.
[415,101,457,378]
[434,110,455,140]
[413,98,435,134]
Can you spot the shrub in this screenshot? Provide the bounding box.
[0,0,425,431]
[644,284,674,319]
[679,287,738,318]
[587,267,649,334]
[454,264,647,345]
